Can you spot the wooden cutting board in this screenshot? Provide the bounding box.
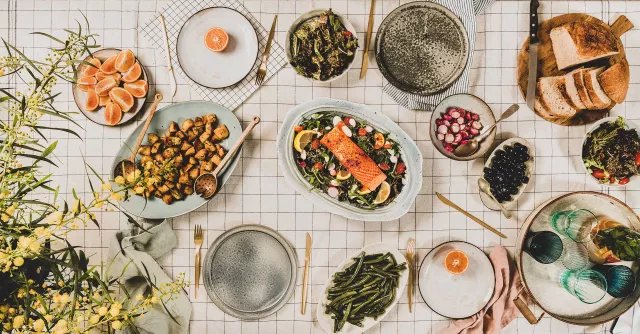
[517,14,633,126]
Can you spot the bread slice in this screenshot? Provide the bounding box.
[564,68,587,110]
[537,76,579,119]
[599,62,629,104]
[584,67,612,109]
[550,21,619,70]
[573,68,597,110]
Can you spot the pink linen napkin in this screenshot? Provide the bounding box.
[441,244,529,334]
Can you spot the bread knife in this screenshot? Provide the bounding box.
[525,0,540,111]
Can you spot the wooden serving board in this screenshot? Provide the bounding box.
[517,14,633,126]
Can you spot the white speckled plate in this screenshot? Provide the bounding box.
[177,7,259,88]
[276,98,423,222]
[317,243,408,334]
[375,1,469,95]
[479,138,535,210]
[109,101,242,219]
[203,225,297,320]
[418,241,495,319]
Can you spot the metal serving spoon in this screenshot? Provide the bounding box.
[478,178,512,219]
[454,104,520,157]
[194,116,260,199]
[113,93,163,178]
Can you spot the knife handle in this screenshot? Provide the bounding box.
[530,0,540,44]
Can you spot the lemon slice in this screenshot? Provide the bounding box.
[357,186,371,195]
[373,182,390,204]
[336,170,351,180]
[293,130,316,152]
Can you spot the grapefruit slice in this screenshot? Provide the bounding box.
[444,250,469,275]
[95,71,121,82]
[81,58,101,77]
[77,76,97,92]
[85,89,99,111]
[104,102,123,126]
[109,87,134,112]
[121,62,142,83]
[95,77,119,96]
[99,95,111,107]
[204,27,229,52]
[100,55,118,74]
[124,80,148,98]
[115,49,135,73]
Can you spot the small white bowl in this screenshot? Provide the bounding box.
[581,116,640,187]
[479,137,535,211]
[285,9,358,83]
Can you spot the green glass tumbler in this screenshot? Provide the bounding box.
[559,269,608,304]
[551,209,598,243]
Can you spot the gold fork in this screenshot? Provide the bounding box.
[405,238,415,313]
[194,224,204,298]
[255,15,277,86]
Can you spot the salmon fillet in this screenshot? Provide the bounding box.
[320,121,387,190]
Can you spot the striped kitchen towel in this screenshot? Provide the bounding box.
[383,0,495,110]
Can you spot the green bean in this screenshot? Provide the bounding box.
[341,252,365,286]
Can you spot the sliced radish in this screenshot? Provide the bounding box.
[435,119,444,126]
[460,140,468,145]
[458,109,466,117]
[470,128,479,135]
[325,126,332,130]
[437,133,445,141]
[447,107,457,114]
[472,121,483,129]
[328,163,336,171]
[444,144,453,152]
[443,114,453,121]
[460,131,469,139]
[341,125,352,137]
[327,187,339,198]
[451,123,460,133]
[300,150,307,160]
[443,120,451,127]
[437,124,448,134]
[365,125,373,133]
[460,124,466,131]
[472,113,479,121]
[346,117,356,127]
[333,116,342,126]
[330,170,337,176]
[329,179,339,187]
[454,134,462,144]
[444,133,454,144]
[456,117,464,124]
[465,112,472,121]
[451,111,461,119]
[390,156,398,163]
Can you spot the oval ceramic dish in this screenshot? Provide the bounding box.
[479,138,535,211]
[72,48,149,126]
[110,101,242,219]
[317,243,409,334]
[276,98,423,221]
[430,93,497,161]
[581,117,640,188]
[375,1,469,95]
[515,192,640,325]
[203,225,297,320]
[285,9,357,83]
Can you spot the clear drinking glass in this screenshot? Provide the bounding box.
[559,269,608,304]
[523,231,563,264]
[559,239,589,271]
[551,209,599,243]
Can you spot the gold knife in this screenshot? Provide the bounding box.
[436,192,507,238]
[301,232,312,315]
[360,0,376,79]
[159,14,177,98]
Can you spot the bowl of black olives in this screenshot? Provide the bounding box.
[479,138,534,210]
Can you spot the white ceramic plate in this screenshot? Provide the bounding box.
[317,243,409,334]
[479,137,535,210]
[276,98,423,222]
[109,101,242,219]
[581,116,640,188]
[429,93,497,161]
[418,241,495,319]
[177,7,258,88]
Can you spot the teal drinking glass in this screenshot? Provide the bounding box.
[551,209,599,243]
[523,231,563,264]
[592,265,637,299]
[559,269,608,304]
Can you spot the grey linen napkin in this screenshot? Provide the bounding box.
[107,220,192,334]
[383,0,495,110]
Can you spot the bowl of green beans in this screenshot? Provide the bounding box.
[317,243,409,333]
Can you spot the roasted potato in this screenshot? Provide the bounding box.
[162,194,174,205]
[169,121,179,133]
[188,167,200,180]
[204,140,216,152]
[195,149,207,161]
[212,155,222,166]
[175,130,186,139]
[151,142,162,154]
[184,185,194,195]
[199,131,212,142]
[180,142,193,152]
[204,113,216,124]
[213,124,229,140]
[148,133,159,145]
[162,147,179,159]
[138,145,151,156]
[184,147,195,156]
[181,119,194,132]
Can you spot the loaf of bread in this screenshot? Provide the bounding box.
[536,76,579,119]
[550,21,619,70]
[598,62,629,104]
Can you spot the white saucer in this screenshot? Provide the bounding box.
[418,241,495,319]
[177,7,259,88]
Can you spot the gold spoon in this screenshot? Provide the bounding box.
[478,178,512,219]
[113,93,163,178]
[454,104,519,157]
[194,116,260,199]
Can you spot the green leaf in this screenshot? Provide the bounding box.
[31,125,82,139]
[31,31,64,44]
[16,153,58,167]
[4,39,42,74]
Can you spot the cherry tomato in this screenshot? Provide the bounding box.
[358,128,367,136]
[374,133,385,149]
[343,30,352,36]
[311,139,320,150]
[313,162,324,170]
[379,163,390,171]
[299,161,307,168]
[396,162,406,174]
[591,169,606,179]
[635,152,640,166]
[294,126,304,132]
[619,177,630,185]
[610,176,616,184]
[344,116,354,127]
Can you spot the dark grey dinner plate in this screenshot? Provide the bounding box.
[203,225,297,319]
[375,2,469,95]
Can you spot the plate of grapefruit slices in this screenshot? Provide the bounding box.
[73,48,149,126]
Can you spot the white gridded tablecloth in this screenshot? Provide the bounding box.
[1,0,640,333]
